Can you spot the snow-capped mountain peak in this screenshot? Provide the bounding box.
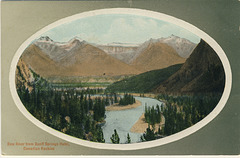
[33,36,85,62]
[38,36,54,42]
[152,35,197,58]
[67,36,83,43]
[161,38,196,58]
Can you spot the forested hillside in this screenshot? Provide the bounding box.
[106,64,183,93]
[154,39,225,94]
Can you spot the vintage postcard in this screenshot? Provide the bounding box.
[1,0,239,156]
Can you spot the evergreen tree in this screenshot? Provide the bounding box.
[126,133,131,144]
[142,125,156,141]
[118,93,136,106]
[156,104,161,123]
[95,126,105,143]
[114,93,118,103]
[110,129,120,144]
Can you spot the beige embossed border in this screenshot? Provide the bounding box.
[9,8,232,150]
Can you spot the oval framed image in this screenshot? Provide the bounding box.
[9,8,232,150]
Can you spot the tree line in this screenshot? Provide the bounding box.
[17,73,110,142]
[17,69,139,143]
[144,104,162,125]
[140,93,222,142]
[118,93,136,106]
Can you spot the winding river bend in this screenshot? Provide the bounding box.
[102,96,163,144]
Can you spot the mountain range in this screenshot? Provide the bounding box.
[18,35,196,82]
[107,39,225,95]
[98,35,197,64]
[16,35,225,95]
[21,37,141,78]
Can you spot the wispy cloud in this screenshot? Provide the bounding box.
[41,14,200,44]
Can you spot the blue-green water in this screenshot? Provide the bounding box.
[102,96,162,144]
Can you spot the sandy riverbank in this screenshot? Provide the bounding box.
[130,114,165,133]
[118,93,157,98]
[105,100,142,111]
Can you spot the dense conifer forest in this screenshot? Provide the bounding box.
[140,93,222,141]
[17,72,222,143]
[16,63,223,144]
[17,70,139,143]
[17,71,111,142]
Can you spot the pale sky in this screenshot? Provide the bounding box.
[40,14,200,44]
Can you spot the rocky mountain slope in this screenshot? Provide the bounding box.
[20,37,141,78]
[16,59,34,92]
[20,44,64,78]
[34,36,85,62]
[158,35,197,58]
[97,35,196,64]
[18,35,198,83]
[154,39,225,94]
[16,59,50,92]
[98,43,139,64]
[130,42,186,72]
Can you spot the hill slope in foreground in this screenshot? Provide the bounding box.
[154,39,225,95]
[106,64,183,93]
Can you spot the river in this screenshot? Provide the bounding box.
[102,96,163,144]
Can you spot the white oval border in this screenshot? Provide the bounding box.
[9,8,232,150]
